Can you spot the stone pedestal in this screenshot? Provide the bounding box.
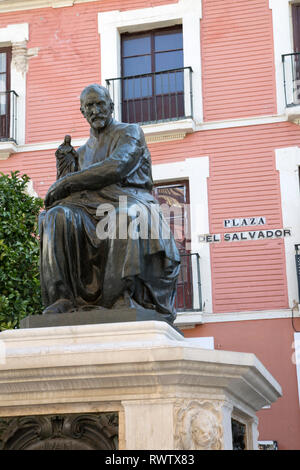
[0,321,281,450]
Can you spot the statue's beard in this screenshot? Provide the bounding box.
[90,115,111,131]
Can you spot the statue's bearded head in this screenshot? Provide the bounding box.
[80,84,114,131]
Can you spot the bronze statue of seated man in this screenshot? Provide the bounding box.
[39,84,180,325]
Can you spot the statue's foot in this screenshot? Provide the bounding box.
[43,299,75,314]
[111,295,130,310]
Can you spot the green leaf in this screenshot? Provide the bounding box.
[0,171,43,330]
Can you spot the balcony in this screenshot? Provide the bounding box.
[106,67,195,142]
[0,90,18,159]
[175,251,202,312]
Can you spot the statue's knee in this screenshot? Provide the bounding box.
[117,203,148,221]
[45,205,70,222]
[38,210,46,233]
[38,210,46,223]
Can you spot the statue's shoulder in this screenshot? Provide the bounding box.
[76,142,88,167]
[113,120,143,141]
[76,142,87,157]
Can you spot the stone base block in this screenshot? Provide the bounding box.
[20,308,183,335]
[0,320,281,450]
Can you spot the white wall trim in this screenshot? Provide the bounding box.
[0,23,28,43]
[0,23,29,146]
[269,0,293,115]
[199,113,287,131]
[98,0,203,125]
[20,137,87,153]
[152,156,212,313]
[14,113,288,153]
[0,0,97,12]
[276,146,300,307]
[175,307,298,327]
[201,308,298,323]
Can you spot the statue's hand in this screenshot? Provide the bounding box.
[44,178,71,208]
[44,182,59,208]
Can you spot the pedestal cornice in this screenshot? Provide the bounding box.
[0,321,281,413]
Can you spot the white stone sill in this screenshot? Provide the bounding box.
[142,117,196,143]
[285,105,300,124]
[0,141,18,160]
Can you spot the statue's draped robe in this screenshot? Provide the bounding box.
[39,120,180,322]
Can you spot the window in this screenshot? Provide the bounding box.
[270,0,294,113]
[231,419,247,450]
[121,26,185,123]
[152,156,211,313]
[281,3,300,107]
[0,22,29,153]
[98,0,203,134]
[153,180,189,252]
[276,146,300,307]
[0,48,12,140]
[274,1,300,111]
[153,181,199,311]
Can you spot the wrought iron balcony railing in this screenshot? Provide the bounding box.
[0,90,18,142]
[282,53,300,107]
[175,251,202,312]
[106,66,193,125]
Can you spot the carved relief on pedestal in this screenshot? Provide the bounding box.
[174,400,224,450]
[0,413,118,450]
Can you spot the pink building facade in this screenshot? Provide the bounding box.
[0,0,300,449]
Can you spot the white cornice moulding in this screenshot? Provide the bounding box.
[0,0,96,12]
[52,0,74,7]
[0,321,282,412]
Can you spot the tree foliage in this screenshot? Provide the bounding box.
[0,171,44,330]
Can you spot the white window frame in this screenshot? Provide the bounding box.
[276,146,300,308]
[97,0,203,137]
[0,22,28,158]
[269,0,297,115]
[152,156,212,314]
